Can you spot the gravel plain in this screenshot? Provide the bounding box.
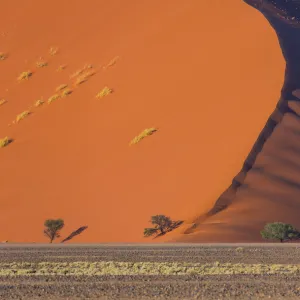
[1,243,300,299]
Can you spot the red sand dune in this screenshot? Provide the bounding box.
[0,0,285,242]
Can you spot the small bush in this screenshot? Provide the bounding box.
[96,87,112,99]
[48,94,60,104]
[0,137,10,148]
[16,111,31,122]
[18,71,32,81]
[130,128,157,145]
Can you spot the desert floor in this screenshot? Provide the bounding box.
[1,243,300,299]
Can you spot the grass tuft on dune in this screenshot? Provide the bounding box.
[130,128,157,145]
[0,137,10,148]
[16,111,31,123]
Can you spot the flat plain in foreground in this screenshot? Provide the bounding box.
[1,243,300,299]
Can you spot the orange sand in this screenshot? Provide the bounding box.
[0,0,284,242]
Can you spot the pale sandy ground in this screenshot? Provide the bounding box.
[1,244,300,299]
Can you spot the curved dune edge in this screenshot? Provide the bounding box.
[171,96,300,242]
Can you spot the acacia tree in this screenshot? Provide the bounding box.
[44,219,65,243]
[144,215,183,238]
[261,222,299,243]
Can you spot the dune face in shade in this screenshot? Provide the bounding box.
[171,0,300,242]
[0,0,285,243]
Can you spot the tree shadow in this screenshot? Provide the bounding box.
[61,226,88,243]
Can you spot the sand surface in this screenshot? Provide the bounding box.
[0,0,285,242]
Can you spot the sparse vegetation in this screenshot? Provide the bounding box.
[2,261,300,276]
[70,64,93,79]
[0,52,7,60]
[48,94,60,104]
[44,219,64,243]
[34,99,44,107]
[0,99,7,106]
[235,247,244,252]
[144,215,183,238]
[96,87,112,99]
[0,137,10,148]
[56,84,68,92]
[74,70,96,86]
[49,47,58,56]
[261,222,300,242]
[61,89,72,97]
[36,60,48,68]
[130,128,157,145]
[16,111,31,123]
[18,71,32,81]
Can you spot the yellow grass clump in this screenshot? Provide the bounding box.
[49,47,58,56]
[34,99,44,107]
[57,65,66,72]
[103,56,120,69]
[0,52,7,61]
[16,110,31,123]
[2,261,300,276]
[61,89,72,97]
[56,84,68,92]
[48,94,60,104]
[36,60,48,68]
[96,87,112,99]
[0,137,10,148]
[0,99,7,106]
[130,128,157,145]
[70,64,94,79]
[74,70,96,86]
[18,71,32,81]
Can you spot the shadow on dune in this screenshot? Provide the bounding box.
[183,0,300,238]
[61,226,88,243]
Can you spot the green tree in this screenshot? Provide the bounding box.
[44,219,64,243]
[144,215,183,238]
[261,222,299,243]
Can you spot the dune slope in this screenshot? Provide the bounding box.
[0,0,284,242]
